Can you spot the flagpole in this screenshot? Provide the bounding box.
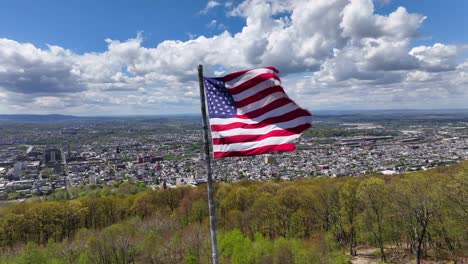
[197,64,219,264]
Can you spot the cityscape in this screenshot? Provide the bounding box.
[1,111,467,200]
[1,0,468,263]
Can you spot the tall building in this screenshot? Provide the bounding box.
[44,148,62,164]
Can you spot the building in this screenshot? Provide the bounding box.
[44,148,62,164]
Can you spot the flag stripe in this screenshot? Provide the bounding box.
[211,108,311,132]
[209,102,301,125]
[237,91,287,115]
[214,144,295,158]
[223,70,250,82]
[212,134,300,152]
[232,78,281,102]
[211,115,312,138]
[204,66,311,158]
[225,68,277,87]
[212,123,311,145]
[228,73,280,95]
[237,97,293,119]
[236,85,284,108]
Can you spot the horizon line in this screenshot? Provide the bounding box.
[1,108,468,118]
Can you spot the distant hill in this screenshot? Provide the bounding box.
[0,114,84,122]
[313,108,468,116]
[0,114,200,123]
[1,109,467,123]
[312,109,468,122]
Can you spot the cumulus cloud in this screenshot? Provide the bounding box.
[409,43,463,72]
[0,0,467,114]
[0,38,84,94]
[291,60,468,110]
[341,2,425,41]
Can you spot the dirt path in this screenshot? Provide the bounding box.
[351,247,379,264]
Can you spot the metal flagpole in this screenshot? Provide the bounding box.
[197,64,219,264]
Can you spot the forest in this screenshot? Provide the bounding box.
[0,162,466,264]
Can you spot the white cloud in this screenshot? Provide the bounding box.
[33,96,63,107]
[207,20,227,30]
[409,43,462,72]
[341,1,426,41]
[0,0,467,115]
[406,71,435,82]
[0,38,84,94]
[291,60,468,110]
[199,0,221,14]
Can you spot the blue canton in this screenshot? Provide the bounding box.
[204,77,237,118]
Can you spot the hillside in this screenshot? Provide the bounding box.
[0,114,82,122]
[0,162,467,264]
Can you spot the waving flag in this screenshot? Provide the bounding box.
[203,67,312,158]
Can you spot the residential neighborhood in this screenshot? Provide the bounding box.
[1,114,467,200]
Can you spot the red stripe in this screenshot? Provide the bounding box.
[223,70,250,82]
[213,144,295,158]
[264,66,279,73]
[236,97,293,119]
[211,108,310,132]
[236,86,284,108]
[223,67,279,82]
[229,73,280,95]
[212,124,311,145]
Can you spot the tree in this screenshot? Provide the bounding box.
[219,229,253,264]
[0,213,27,247]
[276,186,303,238]
[87,223,137,264]
[339,179,361,256]
[357,177,387,262]
[247,193,280,239]
[394,173,440,264]
[156,188,186,213]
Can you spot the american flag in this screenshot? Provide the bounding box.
[203,67,312,158]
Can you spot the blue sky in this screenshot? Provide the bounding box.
[0,0,467,115]
[1,0,466,52]
[376,0,468,44]
[0,0,243,52]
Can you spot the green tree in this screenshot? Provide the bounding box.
[17,243,48,264]
[394,173,440,264]
[219,229,253,264]
[339,178,361,256]
[357,177,387,262]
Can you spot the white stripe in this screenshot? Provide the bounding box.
[225,68,276,88]
[210,102,300,125]
[212,134,300,152]
[231,78,282,102]
[237,92,287,115]
[211,115,312,138]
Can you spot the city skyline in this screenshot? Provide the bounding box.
[1,0,467,115]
